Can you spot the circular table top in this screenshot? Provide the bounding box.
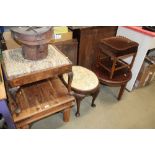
[93,66,132,86]
[63,66,99,92]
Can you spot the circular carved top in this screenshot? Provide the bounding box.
[63,66,99,91]
[10,26,52,45]
[92,65,132,86]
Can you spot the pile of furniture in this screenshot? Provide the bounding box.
[1,26,100,128]
[2,44,75,128]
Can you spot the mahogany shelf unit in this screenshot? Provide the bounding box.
[97,36,139,79]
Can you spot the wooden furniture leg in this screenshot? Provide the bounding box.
[63,107,71,122]
[110,58,117,79]
[16,123,30,129]
[73,93,85,117]
[130,53,137,69]
[117,84,126,100]
[91,88,100,107]
[20,124,29,129]
[8,86,22,114]
[63,66,100,117]
[75,97,83,117]
[67,71,73,93]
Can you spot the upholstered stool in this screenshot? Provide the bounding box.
[63,66,100,117]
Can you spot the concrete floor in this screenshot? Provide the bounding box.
[31,81,155,129]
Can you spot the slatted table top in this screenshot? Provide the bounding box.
[9,77,75,124]
[2,45,72,87]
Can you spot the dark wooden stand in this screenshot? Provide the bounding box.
[96,36,138,79]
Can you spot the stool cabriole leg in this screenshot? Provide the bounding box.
[91,88,99,107]
[74,94,85,117]
[67,71,73,93]
[75,97,82,117]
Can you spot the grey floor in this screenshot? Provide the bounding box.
[31,81,155,129]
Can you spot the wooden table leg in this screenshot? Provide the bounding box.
[67,71,73,93]
[117,83,126,100]
[75,97,83,117]
[130,53,137,69]
[8,86,22,114]
[110,58,117,79]
[63,107,71,122]
[74,93,85,117]
[20,124,29,129]
[16,124,30,129]
[91,87,100,107]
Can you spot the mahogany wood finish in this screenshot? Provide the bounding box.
[93,66,131,100]
[71,26,118,69]
[97,36,138,79]
[8,77,75,128]
[52,39,78,65]
[62,70,100,117]
[74,87,99,117]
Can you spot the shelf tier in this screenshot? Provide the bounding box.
[8,77,75,127]
[97,57,130,74]
[93,65,132,85]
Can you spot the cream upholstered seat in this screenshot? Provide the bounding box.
[63,66,100,117]
[63,66,99,91]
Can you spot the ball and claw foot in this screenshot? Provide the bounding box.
[75,112,80,117]
[91,103,96,107]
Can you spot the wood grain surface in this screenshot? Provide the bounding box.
[8,77,75,128]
